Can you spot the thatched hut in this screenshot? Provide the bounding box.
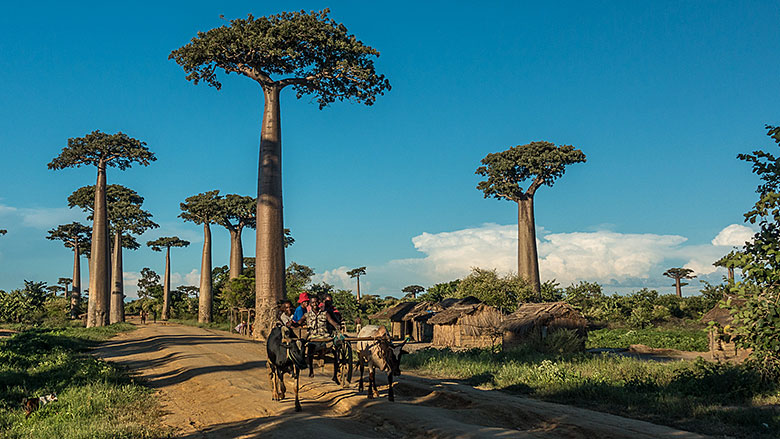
[428,302,505,349]
[701,301,750,362]
[368,301,418,340]
[401,301,436,342]
[501,302,587,350]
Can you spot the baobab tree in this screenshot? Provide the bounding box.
[402,285,425,299]
[180,190,222,323]
[663,267,696,298]
[0,229,6,236]
[147,237,190,320]
[169,9,390,338]
[714,251,741,283]
[347,267,367,301]
[216,194,256,280]
[46,222,92,319]
[476,141,586,298]
[49,131,155,327]
[69,184,158,323]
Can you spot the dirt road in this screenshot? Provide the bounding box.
[94,322,708,438]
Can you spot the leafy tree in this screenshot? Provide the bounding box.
[0,281,50,323]
[180,190,222,323]
[402,285,425,299]
[727,124,780,378]
[714,250,741,283]
[221,275,255,310]
[170,9,390,339]
[456,268,535,312]
[663,268,696,298]
[147,237,190,320]
[347,266,367,301]
[137,267,163,317]
[419,280,460,303]
[69,184,158,323]
[48,131,155,327]
[476,142,586,297]
[286,262,315,303]
[540,279,564,302]
[216,194,256,280]
[46,222,91,318]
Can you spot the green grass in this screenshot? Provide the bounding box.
[0,324,169,438]
[166,318,232,332]
[402,347,780,438]
[586,327,708,352]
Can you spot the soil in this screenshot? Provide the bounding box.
[93,321,710,438]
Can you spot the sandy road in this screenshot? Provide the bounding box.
[93,322,709,438]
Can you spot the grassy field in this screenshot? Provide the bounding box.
[586,327,709,352]
[0,324,168,439]
[402,346,780,438]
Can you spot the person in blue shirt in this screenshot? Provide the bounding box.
[292,292,310,325]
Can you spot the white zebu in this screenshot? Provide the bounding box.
[356,325,406,401]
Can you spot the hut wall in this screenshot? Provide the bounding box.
[413,321,433,342]
[391,321,404,340]
[708,329,750,362]
[433,324,457,347]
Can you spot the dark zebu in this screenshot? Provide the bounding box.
[266,326,307,411]
[356,325,406,401]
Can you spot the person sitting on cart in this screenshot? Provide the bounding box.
[305,295,342,377]
[292,292,310,326]
[277,299,294,327]
[322,293,343,332]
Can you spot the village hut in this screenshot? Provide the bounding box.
[401,301,436,342]
[701,300,750,362]
[368,301,418,340]
[428,302,505,349]
[501,302,587,350]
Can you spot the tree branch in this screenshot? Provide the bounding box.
[526,176,545,197]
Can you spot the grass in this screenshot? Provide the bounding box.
[0,323,169,439]
[586,327,708,352]
[166,318,232,332]
[402,346,780,438]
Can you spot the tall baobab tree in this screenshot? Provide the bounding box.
[347,267,367,301]
[46,222,92,319]
[49,131,155,327]
[216,194,256,280]
[147,237,190,320]
[69,184,158,323]
[180,190,222,323]
[169,9,390,339]
[476,142,586,298]
[402,285,425,299]
[663,268,696,298]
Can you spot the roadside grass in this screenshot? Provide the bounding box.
[586,327,708,352]
[402,347,780,438]
[166,318,232,332]
[0,324,168,439]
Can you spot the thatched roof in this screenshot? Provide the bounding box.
[401,301,436,321]
[501,302,587,334]
[428,303,500,325]
[368,301,417,321]
[701,299,744,326]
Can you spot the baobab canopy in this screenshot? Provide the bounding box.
[168,9,390,107]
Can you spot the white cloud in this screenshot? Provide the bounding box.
[315,266,362,291]
[0,204,85,230]
[711,224,754,247]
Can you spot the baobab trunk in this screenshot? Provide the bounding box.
[675,278,682,298]
[518,197,541,299]
[229,228,244,280]
[71,240,81,319]
[254,85,285,340]
[356,277,361,301]
[109,232,125,323]
[88,161,111,327]
[162,246,171,320]
[728,268,734,283]
[199,223,213,323]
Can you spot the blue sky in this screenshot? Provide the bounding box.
[0,1,777,297]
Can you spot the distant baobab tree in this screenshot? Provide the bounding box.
[69,184,158,323]
[402,285,425,299]
[347,267,367,301]
[46,222,92,319]
[147,237,190,320]
[663,268,696,298]
[477,142,586,298]
[169,9,390,339]
[180,190,222,323]
[714,251,741,283]
[48,131,155,327]
[216,194,256,280]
